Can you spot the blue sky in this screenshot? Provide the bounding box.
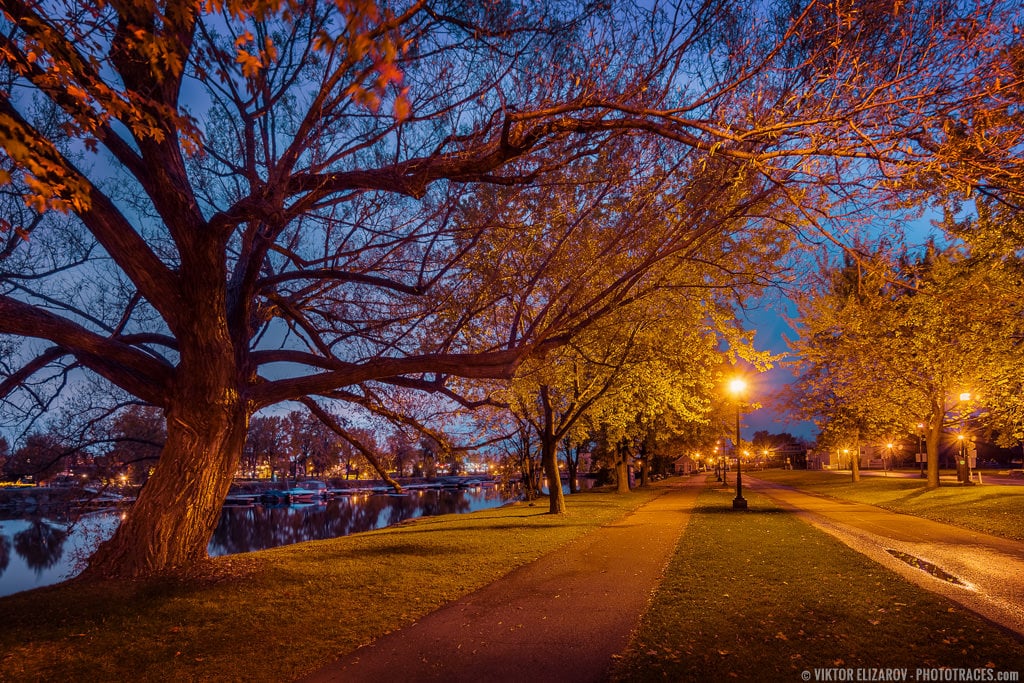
[742,298,816,440]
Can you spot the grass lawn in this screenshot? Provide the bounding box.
[0,488,659,682]
[5,479,1023,682]
[750,469,1024,541]
[612,485,1024,681]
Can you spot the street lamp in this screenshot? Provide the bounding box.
[728,377,748,510]
[959,391,972,484]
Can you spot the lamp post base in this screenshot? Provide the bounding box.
[732,496,747,510]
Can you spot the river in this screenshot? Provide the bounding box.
[0,484,517,598]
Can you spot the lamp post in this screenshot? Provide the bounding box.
[959,392,971,484]
[728,377,748,510]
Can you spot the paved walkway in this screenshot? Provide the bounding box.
[301,475,1024,682]
[746,475,1024,638]
[301,477,703,683]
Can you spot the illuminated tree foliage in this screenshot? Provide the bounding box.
[0,0,1018,578]
[939,201,1024,445]
[503,306,727,512]
[789,233,1024,487]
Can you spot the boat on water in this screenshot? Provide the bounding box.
[258,480,331,505]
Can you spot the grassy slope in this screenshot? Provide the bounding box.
[0,489,659,682]
[751,469,1024,541]
[613,486,1024,682]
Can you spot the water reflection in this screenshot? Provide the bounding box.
[13,520,68,571]
[210,488,508,555]
[0,534,10,576]
[0,486,515,597]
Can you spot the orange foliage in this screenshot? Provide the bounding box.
[0,0,414,229]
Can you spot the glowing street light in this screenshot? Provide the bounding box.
[958,391,973,484]
[728,377,748,510]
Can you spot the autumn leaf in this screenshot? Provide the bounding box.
[236,50,263,77]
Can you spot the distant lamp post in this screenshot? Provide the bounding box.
[728,377,748,510]
[884,442,894,476]
[842,448,850,470]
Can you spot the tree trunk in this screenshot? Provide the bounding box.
[519,440,538,501]
[850,432,861,483]
[83,396,249,579]
[541,435,566,514]
[539,386,566,514]
[82,252,250,580]
[614,441,630,494]
[925,411,942,489]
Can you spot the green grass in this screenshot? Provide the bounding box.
[612,485,1024,682]
[0,488,659,682]
[6,480,1023,682]
[750,469,1024,541]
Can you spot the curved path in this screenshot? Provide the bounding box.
[300,477,703,683]
[746,475,1024,638]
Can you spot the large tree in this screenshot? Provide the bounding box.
[0,0,1018,578]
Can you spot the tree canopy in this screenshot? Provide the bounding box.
[0,0,1020,577]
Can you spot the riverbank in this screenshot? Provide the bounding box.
[0,487,660,681]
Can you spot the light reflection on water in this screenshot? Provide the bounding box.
[209,487,513,556]
[0,486,515,598]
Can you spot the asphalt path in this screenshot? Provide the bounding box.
[746,475,1024,638]
[300,477,703,683]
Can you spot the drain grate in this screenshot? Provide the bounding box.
[885,548,964,585]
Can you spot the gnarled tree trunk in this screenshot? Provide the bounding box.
[82,254,250,579]
[83,393,249,578]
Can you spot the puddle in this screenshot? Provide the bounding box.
[885,548,964,585]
